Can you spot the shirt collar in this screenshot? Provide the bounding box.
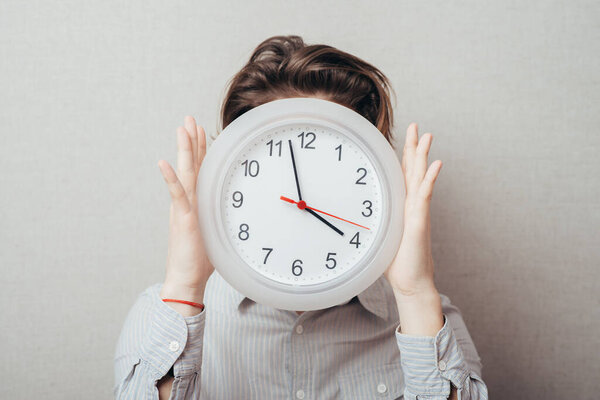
[229,274,391,320]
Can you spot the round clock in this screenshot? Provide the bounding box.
[198,97,404,311]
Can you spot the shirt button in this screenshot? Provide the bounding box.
[168,341,180,352]
[438,360,447,371]
[295,325,304,334]
[295,389,305,399]
[377,383,388,393]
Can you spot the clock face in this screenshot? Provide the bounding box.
[221,123,384,286]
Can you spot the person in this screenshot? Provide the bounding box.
[114,35,488,400]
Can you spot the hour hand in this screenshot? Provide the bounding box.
[305,208,344,236]
[280,196,344,236]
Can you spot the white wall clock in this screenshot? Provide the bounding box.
[198,97,404,311]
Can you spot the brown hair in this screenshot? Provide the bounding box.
[219,35,396,144]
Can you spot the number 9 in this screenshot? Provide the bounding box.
[232,191,243,208]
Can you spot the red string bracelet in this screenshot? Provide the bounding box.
[162,298,205,312]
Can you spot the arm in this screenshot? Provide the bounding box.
[114,116,214,399]
[394,293,487,399]
[384,123,488,399]
[113,283,206,399]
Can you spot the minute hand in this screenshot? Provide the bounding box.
[288,140,303,201]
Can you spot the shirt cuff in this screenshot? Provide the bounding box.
[395,314,470,399]
[139,283,206,379]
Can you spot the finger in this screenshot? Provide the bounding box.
[403,123,418,181]
[417,160,442,201]
[184,116,199,171]
[197,124,207,166]
[412,132,433,186]
[176,126,196,194]
[158,160,191,214]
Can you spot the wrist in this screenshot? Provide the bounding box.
[394,286,444,337]
[391,280,438,304]
[161,281,206,302]
[160,280,207,317]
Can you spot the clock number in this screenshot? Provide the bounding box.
[335,144,342,161]
[325,252,337,269]
[238,223,249,241]
[262,247,273,264]
[241,160,260,177]
[355,168,367,185]
[349,232,361,248]
[361,200,372,217]
[292,259,303,276]
[298,131,316,149]
[232,191,244,208]
[266,140,282,157]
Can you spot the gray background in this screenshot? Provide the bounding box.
[1,0,598,399]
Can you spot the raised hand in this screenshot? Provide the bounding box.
[384,122,444,336]
[157,116,214,316]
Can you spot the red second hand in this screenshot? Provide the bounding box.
[280,196,370,230]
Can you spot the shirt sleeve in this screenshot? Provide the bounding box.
[394,294,489,400]
[113,283,206,399]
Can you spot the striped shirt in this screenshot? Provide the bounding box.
[114,271,488,399]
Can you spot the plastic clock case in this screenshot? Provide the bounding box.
[197,97,404,311]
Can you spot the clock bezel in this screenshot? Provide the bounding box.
[198,97,404,311]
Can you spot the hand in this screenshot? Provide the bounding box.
[384,122,444,335]
[287,140,344,236]
[279,196,369,230]
[157,116,214,316]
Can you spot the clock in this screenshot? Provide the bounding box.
[197,97,404,311]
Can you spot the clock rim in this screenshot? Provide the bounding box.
[198,97,404,311]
